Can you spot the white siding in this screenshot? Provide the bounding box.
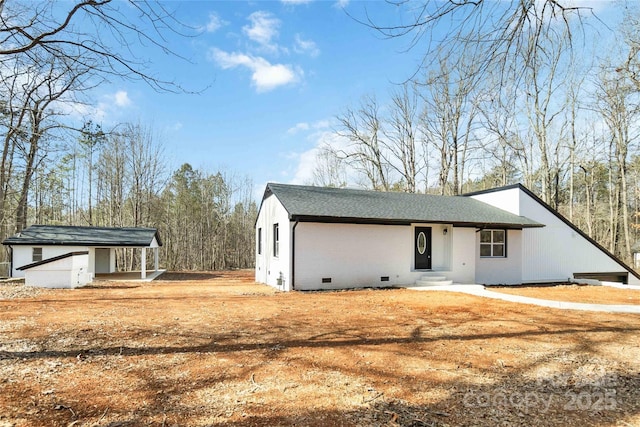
[10,245,89,278]
[519,192,638,284]
[294,223,412,290]
[475,229,523,284]
[450,227,477,284]
[293,223,477,290]
[430,224,451,271]
[23,253,90,288]
[254,193,292,290]
[471,187,522,215]
[471,187,640,285]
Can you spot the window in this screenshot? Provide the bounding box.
[480,230,506,258]
[273,223,279,257]
[257,228,262,254]
[32,247,43,262]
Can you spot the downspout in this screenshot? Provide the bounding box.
[291,219,299,291]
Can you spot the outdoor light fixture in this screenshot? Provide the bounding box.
[443,228,448,235]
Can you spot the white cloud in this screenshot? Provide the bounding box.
[205,12,226,32]
[287,122,310,134]
[210,48,301,92]
[287,119,330,134]
[243,11,280,50]
[289,130,350,185]
[48,88,132,124]
[57,100,106,122]
[294,34,320,57]
[290,146,319,184]
[113,90,131,107]
[313,119,331,129]
[333,0,350,9]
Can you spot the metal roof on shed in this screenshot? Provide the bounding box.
[264,183,543,228]
[2,225,162,247]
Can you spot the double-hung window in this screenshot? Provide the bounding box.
[32,247,43,262]
[480,230,506,258]
[273,223,279,257]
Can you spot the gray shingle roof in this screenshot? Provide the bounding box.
[265,183,543,228]
[2,225,162,247]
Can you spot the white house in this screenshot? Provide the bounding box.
[254,183,640,291]
[3,225,162,288]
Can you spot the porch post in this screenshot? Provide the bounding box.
[141,247,147,279]
[154,247,159,272]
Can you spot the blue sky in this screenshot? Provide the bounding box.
[85,0,621,196]
[85,0,425,192]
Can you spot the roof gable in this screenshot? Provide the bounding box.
[264,183,542,228]
[466,183,640,283]
[2,225,162,247]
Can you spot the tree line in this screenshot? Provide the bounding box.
[1,116,257,271]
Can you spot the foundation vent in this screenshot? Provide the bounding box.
[322,277,332,284]
[381,276,390,282]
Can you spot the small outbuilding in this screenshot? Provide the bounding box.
[3,225,162,288]
[255,183,640,291]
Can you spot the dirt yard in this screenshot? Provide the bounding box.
[1,271,639,427]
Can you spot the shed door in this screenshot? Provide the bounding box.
[415,227,432,270]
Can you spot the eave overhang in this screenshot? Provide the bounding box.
[289,214,544,229]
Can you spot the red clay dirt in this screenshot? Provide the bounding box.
[1,270,639,426]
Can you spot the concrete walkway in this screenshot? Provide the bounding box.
[407,284,640,314]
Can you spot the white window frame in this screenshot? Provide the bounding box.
[32,247,43,262]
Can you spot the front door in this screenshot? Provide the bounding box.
[415,227,432,270]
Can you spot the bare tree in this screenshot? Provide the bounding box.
[521,24,572,207]
[420,54,479,195]
[335,96,391,191]
[333,86,427,192]
[475,76,528,188]
[1,52,93,232]
[594,69,640,261]
[0,0,195,92]
[355,1,592,85]
[312,146,347,188]
[383,83,422,192]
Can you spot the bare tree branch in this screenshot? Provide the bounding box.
[0,0,199,93]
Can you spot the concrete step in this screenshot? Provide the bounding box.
[415,274,453,287]
[415,279,453,286]
[420,275,447,282]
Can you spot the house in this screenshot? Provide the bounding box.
[254,183,640,291]
[2,225,162,288]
